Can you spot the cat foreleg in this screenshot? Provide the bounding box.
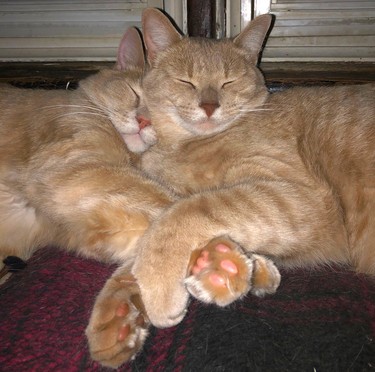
[185,236,280,306]
[86,266,150,368]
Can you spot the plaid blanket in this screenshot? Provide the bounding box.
[1,246,374,371]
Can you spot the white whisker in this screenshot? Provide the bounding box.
[40,104,104,113]
[92,102,119,118]
[48,112,108,121]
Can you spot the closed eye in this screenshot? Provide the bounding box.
[127,84,140,106]
[221,80,236,89]
[176,79,196,89]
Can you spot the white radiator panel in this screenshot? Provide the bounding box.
[0,0,163,61]
[261,0,375,61]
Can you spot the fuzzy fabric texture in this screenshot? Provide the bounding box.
[0,246,374,371]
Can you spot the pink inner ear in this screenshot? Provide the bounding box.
[116,41,127,70]
[142,8,182,64]
[116,28,145,71]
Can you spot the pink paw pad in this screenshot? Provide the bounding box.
[192,243,239,287]
[191,250,209,275]
[209,272,226,287]
[187,238,254,307]
[215,244,231,253]
[220,259,238,274]
[115,303,131,342]
[117,324,130,342]
[115,303,129,317]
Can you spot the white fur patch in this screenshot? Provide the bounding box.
[185,274,217,304]
[122,125,157,153]
[0,183,42,254]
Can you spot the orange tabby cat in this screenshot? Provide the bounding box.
[0,24,278,368]
[82,8,375,369]
[127,9,375,329]
[86,8,374,367]
[0,27,173,265]
[86,9,371,368]
[0,27,179,361]
[83,16,283,368]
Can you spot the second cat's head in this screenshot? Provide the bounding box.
[141,8,272,138]
[80,27,156,153]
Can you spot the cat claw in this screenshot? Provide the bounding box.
[86,273,150,368]
[185,237,280,306]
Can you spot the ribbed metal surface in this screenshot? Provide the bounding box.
[0,0,161,61]
[262,0,375,61]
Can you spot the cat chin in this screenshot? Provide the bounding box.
[110,115,139,134]
[122,127,157,153]
[189,119,232,135]
[140,126,157,146]
[123,133,150,153]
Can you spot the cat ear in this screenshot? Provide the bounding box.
[233,14,273,64]
[115,27,145,71]
[142,8,182,65]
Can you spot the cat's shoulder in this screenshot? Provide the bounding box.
[0,83,20,95]
[0,82,70,102]
[270,83,375,103]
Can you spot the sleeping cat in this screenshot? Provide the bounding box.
[0,26,179,361]
[82,17,284,370]
[0,26,170,266]
[0,24,280,368]
[130,9,375,329]
[86,7,374,367]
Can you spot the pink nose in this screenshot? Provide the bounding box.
[136,115,151,130]
[199,102,219,118]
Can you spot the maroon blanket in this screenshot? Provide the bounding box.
[1,246,374,371]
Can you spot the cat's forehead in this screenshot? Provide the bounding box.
[98,68,143,87]
[164,38,248,78]
[118,68,143,85]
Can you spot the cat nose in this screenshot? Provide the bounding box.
[136,115,151,130]
[199,102,220,118]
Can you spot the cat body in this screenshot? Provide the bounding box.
[0,27,183,368]
[129,9,375,327]
[0,28,175,270]
[71,10,374,368]
[141,84,374,266]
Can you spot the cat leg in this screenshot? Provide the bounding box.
[0,184,55,283]
[86,266,150,369]
[133,183,347,327]
[185,236,280,306]
[26,164,176,264]
[347,186,375,275]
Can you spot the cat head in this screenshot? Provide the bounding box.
[142,8,272,140]
[80,27,156,153]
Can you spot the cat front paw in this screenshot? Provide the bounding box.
[185,237,280,306]
[185,237,253,306]
[86,273,150,368]
[250,254,281,297]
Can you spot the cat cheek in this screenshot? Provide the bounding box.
[110,115,139,134]
[140,127,158,146]
[123,134,147,153]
